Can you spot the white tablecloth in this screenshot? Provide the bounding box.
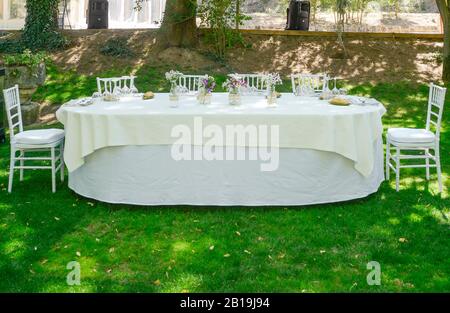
[57,93,385,177]
[68,141,384,206]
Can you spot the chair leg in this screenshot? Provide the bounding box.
[425,148,430,180]
[436,148,442,193]
[8,148,15,193]
[51,147,56,193]
[60,141,65,182]
[395,147,400,192]
[385,140,390,180]
[19,150,24,181]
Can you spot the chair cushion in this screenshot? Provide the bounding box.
[387,128,435,144]
[14,129,65,145]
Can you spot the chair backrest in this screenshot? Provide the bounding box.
[426,83,446,139]
[97,76,135,94]
[3,85,23,141]
[291,73,328,94]
[178,75,204,95]
[235,74,268,94]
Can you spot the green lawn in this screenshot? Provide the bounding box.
[1,77,449,292]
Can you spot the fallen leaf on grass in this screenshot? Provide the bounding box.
[54,217,60,221]
[399,238,408,243]
[76,251,81,257]
[209,245,215,251]
[235,231,241,236]
[244,250,252,255]
[153,279,161,286]
[224,253,231,258]
[109,247,115,253]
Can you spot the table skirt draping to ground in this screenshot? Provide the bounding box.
[68,139,384,206]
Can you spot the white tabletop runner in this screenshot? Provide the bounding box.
[56,93,386,176]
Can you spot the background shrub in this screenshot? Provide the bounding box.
[100,37,135,58]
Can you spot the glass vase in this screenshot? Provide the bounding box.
[267,85,277,107]
[228,90,241,106]
[197,90,212,105]
[169,81,179,101]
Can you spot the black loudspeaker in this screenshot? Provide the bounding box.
[285,0,310,31]
[88,0,109,29]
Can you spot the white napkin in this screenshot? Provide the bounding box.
[65,98,93,107]
[346,96,379,106]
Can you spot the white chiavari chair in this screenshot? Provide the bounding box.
[97,76,137,94]
[234,74,268,95]
[3,85,65,193]
[386,83,446,192]
[177,74,204,95]
[291,73,329,95]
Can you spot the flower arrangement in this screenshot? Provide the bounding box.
[263,73,282,107]
[222,74,247,94]
[165,70,183,83]
[199,75,216,94]
[263,73,283,87]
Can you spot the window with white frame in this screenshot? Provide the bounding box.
[10,0,25,19]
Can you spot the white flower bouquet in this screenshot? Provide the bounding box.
[165,70,183,83]
[263,73,283,87]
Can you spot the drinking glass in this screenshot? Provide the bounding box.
[113,80,122,97]
[130,77,139,94]
[332,78,340,95]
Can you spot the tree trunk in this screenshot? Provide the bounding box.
[22,0,60,49]
[158,0,198,48]
[236,0,240,30]
[436,0,450,82]
[444,24,450,82]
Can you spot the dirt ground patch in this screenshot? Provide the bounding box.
[51,29,443,84]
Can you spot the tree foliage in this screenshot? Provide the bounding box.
[198,0,249,59]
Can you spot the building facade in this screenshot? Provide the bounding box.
[0,0,166,30]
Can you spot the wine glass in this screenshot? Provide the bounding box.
[130,76,139,94]
[113,79,122,97]
[121,77,130,95]
[332,77,340,95]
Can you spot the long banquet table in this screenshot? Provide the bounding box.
[56,93,386,206]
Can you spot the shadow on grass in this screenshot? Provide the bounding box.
[0,81,449,292]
